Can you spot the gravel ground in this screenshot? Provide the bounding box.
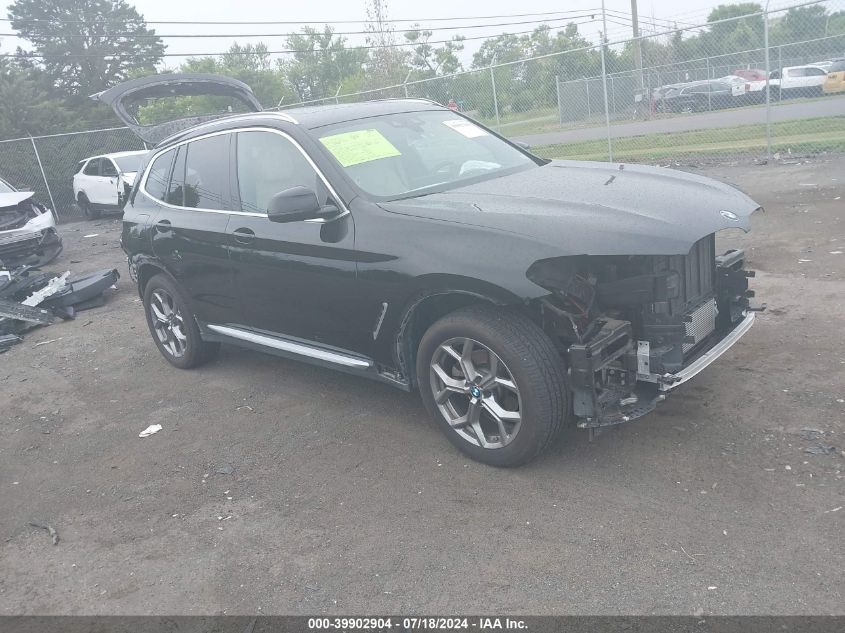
[0,158,843,615]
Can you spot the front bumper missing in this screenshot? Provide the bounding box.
[572,310,756,429]
[654,310,755,392]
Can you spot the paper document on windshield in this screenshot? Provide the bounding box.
[319,129,401,167]
[443,119,489,138]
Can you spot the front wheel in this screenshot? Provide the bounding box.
[416,305,570,467]
[142,274,219,369]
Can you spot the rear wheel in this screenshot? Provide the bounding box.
[416,305,569,467]
[78,195,100,220]
[142,274,219,369]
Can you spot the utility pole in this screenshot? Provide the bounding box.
[763,2,772,160]
[631,0,644,93]
[599,0,612,161]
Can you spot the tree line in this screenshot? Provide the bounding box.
[1,0,844,139]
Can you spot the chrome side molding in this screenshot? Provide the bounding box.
[207,324,372,368]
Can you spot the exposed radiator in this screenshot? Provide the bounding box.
[683,234,715,304]
[684,298,718,353]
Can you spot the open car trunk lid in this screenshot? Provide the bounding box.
[91,73,263,145]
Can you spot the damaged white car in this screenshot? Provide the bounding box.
[72,150,148,219]
[0,176,62,267]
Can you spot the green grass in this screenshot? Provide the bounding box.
[532,116,845,161]
[467,94,845,140]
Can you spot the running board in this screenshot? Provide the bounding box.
[206,324,372,369]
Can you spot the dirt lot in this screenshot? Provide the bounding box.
[1,158,843,616]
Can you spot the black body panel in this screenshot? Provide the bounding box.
[115,92,759,408]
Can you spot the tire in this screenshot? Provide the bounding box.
[78,195,100,220]
[416,304,569,467]
[142,274,219,369]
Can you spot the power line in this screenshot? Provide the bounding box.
[0,9,603,26]
[0,13,606,39]
[1,16,612,59]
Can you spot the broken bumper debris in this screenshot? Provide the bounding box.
[0,266,119,348]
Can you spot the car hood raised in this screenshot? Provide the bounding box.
[0,191,35,209]
[380,160,761,256]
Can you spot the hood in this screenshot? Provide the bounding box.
[380,160,760,256]
[91,73,263,145]
[0,191,35,209]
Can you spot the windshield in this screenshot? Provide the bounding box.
[0,178,14,193]
[114,154,144,172]
[314,110,536,199]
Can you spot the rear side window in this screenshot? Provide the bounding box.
[805,67,826,76]
[83,159,100,176]
[165,146,187,206]
[831,61,845,72]
[183,134,231,210]
[144,149,175,201]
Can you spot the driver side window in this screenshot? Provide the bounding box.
[83,159,101,176]
[236,131,323,213]
[102,160,118,177]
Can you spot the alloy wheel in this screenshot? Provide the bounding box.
[429,337,522,449]
[149,288,188,358]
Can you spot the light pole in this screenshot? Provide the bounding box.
[600,0,613,161]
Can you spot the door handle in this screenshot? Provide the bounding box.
[154,219,172,233]
[232,227,255,244]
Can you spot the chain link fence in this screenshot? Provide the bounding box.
[0,127,145,221]
[284,0,845,165]
[1,0,843,222]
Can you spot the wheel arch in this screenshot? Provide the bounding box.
[393,277,535,388]
[135,259,176,299]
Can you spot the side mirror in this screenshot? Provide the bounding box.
[268,186,334,223]
[514,141,531,151]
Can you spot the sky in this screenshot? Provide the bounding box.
[0,0,824,66]
[0,0,721,61]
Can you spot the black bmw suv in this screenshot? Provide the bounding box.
[103,74,761,467]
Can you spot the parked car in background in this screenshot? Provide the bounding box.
[748,65,829,100]
[719,74,752,97]
[72,150,148,219]
[0,176,62,267]
[811,60,838,71]
[99,74,761,467]
[732,68,767,82]
[823,59,845,94]
[662,79,745,112]
[651,83,685,112]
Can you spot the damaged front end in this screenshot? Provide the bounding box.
[0,191,63,268]
[530,233,761,431]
